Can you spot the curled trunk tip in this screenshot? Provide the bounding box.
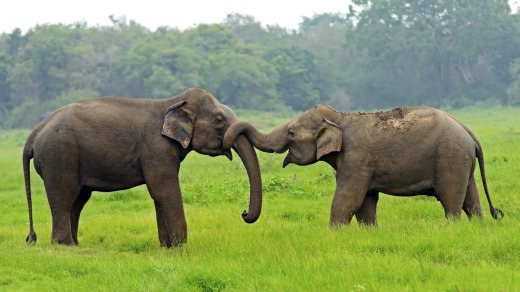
[242,210,259,223]
[233,134,262,224]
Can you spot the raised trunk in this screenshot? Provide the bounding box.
[224,121,290,153]
[233,134,263,223]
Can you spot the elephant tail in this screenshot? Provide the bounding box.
[23,135,37,244]
[475,144,504,220]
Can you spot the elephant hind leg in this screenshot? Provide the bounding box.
[44,178,80,245]
[355,191,379,226]
[462,176,483,219]
[70,187,92,245]
[435,172,470,220]
[436,186,467,220]
[38,155,81,245]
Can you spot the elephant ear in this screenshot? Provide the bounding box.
[316,119,342,160]
[161,101,193,148]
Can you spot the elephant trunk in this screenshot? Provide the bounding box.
[233,134,263,223]
[224,121,290,154]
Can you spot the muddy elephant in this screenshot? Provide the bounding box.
[224,105,503,227]
[23,87,262,247]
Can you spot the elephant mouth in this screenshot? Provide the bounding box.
[282,147,293,168]
[200,148,233,160]
[224,149,233,160]
[216,149,234,160]
[275,145,290,154]
[282,148,314,168]
[280,145,292,168]
[282,154,292,168]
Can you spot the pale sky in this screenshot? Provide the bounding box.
[0,0,354,34]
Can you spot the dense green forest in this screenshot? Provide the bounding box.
[1,0,520,128]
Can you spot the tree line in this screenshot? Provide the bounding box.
[1,0,520,128]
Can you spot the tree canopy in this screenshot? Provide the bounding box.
[1,0,519,128]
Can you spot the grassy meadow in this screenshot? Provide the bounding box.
[1,107,519,291]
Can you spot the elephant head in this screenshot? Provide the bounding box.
[224,105,342,168]
[161,88,262,223]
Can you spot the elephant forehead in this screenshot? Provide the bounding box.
[304,105,338,117]
[196,99,220,112]
[221,104,237,119]
[294,115,322,130]
[196,104,229,120]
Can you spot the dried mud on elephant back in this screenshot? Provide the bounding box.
[375,107,408,121]
[369,107,416,133]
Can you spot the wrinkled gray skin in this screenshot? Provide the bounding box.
[224,105,503,227]
[23,87,262,247]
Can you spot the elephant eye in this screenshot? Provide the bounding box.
[287,129,296,140]
[215,116,225,127]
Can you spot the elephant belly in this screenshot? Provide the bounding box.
[81,176,144,192]
[370,171,435,196]
[79,158,145,192]
[372,179,435,196]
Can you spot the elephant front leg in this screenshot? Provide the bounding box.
[144,167,187,247]
[329,171,372,227]
[153,200,187,247]
[154,201,170,246]
[355,191,379,226]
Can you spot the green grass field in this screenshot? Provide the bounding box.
[1,107,519,291]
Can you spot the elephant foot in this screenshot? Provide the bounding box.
[160,239,187,248]
[51,237,78,246]
[356,218,378,227]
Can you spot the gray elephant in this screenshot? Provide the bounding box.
[23,87,262,247]
[224,105,503,227]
